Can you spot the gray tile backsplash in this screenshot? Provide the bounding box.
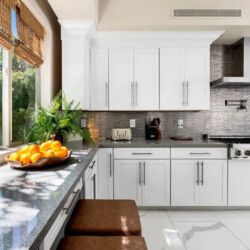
[86,45,250,141]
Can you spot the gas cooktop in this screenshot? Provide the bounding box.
[210,137,250,144]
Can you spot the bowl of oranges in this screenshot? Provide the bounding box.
[5,140,72,169]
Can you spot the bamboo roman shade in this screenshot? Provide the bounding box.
[0,0,44,67]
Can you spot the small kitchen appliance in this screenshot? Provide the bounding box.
[111,128,132,141]
[145,118,161,140]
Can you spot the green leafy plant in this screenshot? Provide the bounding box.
[26,91,94,145]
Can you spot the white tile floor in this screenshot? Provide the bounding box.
[139,210,250,250]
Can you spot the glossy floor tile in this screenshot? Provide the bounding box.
[139,210,250,250]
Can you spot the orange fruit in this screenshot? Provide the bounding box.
[9,152,20,161]
[60,147,68,157]
[51,141,62,151]
[40,141,51,152]
[55,150,65,158]
[19,145,30,154]
[20,153,31,165]
[44,150,55,158]
[28,144,40,155]
[31,153,43,163]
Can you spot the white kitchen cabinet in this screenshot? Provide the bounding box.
[97,148,113,199]
[171,160,199,206]
[133,49,159,110]
[160,48,209,110]
[109,49,134,110]
[114,159,170,206]
[90,49,109,110]
[171,159,227,206]
[114,160,142,205]
[142,160,170,206]
[85,155,98,199]
[228,160,250,206]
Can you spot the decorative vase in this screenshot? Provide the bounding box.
[50,132,64,145]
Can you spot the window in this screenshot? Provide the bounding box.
[11,54,37,142]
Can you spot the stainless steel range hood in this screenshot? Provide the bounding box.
[211,38,250,87]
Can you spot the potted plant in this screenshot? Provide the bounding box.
[26,92,94,145]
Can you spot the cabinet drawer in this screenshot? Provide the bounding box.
[114,148,170,159]
[171,148,227,159]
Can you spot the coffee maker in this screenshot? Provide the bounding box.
[145,118,161,140]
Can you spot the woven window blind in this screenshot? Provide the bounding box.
[14,1,44,67]
[0,0,16,50]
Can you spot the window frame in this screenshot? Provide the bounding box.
[1,48,40,147]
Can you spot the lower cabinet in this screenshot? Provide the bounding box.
[85,155,98,199]
[171,160,227,206]
[114,160,170,206]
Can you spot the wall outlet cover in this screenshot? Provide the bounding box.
[130,119,136,128]
[178,119,184,129]
[81,118,87,128]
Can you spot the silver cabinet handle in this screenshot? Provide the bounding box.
[132,152,153,155]
[63,189,80,214]
[186,81,189,106]
[190,152,211,155]
[135,82,138,106]
[196,161,199,185]
[109,153,112,177]
[143,161,146,186]
[139,162,141,185]
[131,82,134,107]
[182,81,185,106]
[201,161,204,185]
[89,160,96,169]
[91,174,96,199]
[105,82,108,107]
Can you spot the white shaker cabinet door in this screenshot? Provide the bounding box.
[199,160,227,206]
[142,160,170,206]
[114,160,142,206]
[134,49,159,110]
[171,160,199,206]
[160,48,185,110]
[184,48,210,110]
[90,49,109,110]
[109,49,134,110]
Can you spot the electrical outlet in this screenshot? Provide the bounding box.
[178,119,184,129]
[81,118,87,128]
[130,119,136,128]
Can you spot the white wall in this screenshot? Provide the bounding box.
[23,0,61,108]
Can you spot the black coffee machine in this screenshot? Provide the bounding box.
[145,118,161,140]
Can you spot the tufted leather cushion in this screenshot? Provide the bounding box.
[66,200,141,236]
[57,236,148,250]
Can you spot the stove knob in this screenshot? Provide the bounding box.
[245,150,250,156]
[235,150,242,157]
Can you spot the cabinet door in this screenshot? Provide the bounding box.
[90,49,109,110]
[171,160,199,206]
[134,49,159,110]
[142,160,170,206]
[184,48,210,110]
[199,160,227,206]
[114,160,142,205]
[160,48,185,110]
[97,148,113,199]
[109,49,134,110]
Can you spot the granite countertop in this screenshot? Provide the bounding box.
[0,141,97,250]
[98,137,228,148]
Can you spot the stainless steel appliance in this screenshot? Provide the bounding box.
[209,135,250,159]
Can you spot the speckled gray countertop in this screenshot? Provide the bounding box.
[0,141,97,250]
[0,138,227,250]
[99,137,228,148]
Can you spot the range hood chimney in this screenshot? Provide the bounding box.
[211,37,250,87]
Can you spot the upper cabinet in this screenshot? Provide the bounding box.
[90,49,109,110]
[160,48,210,110]
[109,49,134,110]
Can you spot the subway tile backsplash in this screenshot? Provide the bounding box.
[86,45,250,141]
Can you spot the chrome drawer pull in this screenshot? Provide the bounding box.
[89,160,96,169]
[201,161,204,185]
[190,152,211,155]
[132,152,152,155]
[139,162,142,185]
[63,189,80,215]
[196,161,199,185]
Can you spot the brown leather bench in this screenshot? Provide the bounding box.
[66,200,142,236]
[57,236,148,250]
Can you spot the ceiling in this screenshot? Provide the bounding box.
[47,0,250,44]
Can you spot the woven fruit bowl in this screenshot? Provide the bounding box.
[5,150,72,169]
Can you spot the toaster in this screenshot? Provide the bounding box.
[111,128,132,141]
